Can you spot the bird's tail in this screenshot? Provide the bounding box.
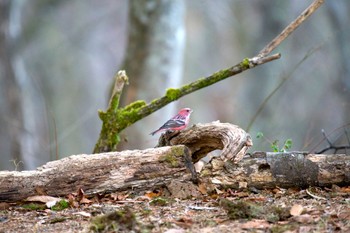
[150,129,159,136]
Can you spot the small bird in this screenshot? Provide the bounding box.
[150,108,193,136]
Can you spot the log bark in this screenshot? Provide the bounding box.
[1,122,348,202]
[0,146,194,202]
[202,152,350,190]
[157,122,253,163]
[0,122,251,202]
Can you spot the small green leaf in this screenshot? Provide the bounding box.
[283,139,293,151]
[256,132,264,139]
[271,140,279,152]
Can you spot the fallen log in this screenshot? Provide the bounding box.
[0,122,252,202]
[158,121,253,163]
[0,146,193,202]
[202,152,350,190]
[1,122,348,202]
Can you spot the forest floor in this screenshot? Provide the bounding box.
[0,185,349,233]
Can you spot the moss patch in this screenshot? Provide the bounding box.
[241,58,250,69]
[22,203,46,211]
[149,197,169,206]
[166,88,181,101]
[51,199,69,211]
[159,146,184,168]
[219,198,291,221]
[90,208,139,232]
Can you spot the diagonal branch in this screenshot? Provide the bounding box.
[259,0,324,57]
[93,55,279,153]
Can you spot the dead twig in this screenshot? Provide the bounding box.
[259,0,325,57]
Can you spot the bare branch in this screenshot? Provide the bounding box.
[259,0,325,57]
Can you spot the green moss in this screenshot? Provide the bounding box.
[160,153,179,167]
[211,69,233,81]
[159,147,184,167]
[123,100,147,112]
[241,58,250,69]
[22,203,46,211]
[94,100,148,152]
[166,88,181,101]
[268,205,291,222]
[149,197,169,206]
[51,199,69,211]
[219,198,292,223]
[150,98,159,105]
[90,208,139,232]
[219,199,263,220]
[170,146,185,157]
[115,100,147,130]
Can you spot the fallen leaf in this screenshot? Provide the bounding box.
[198,183,207,195]
[80,197,93,204]
[0,202,10,210]
[172,217,193,228]
[340,186,350,193]
[110,192,129,201]
[145,189,162,199]
[290,204,304,216]
[292,214,314,224]
[74,211,91,218]
[238,182,248,189]
[211,178,222,184]
[26,195,61,204]
[241,219,270,229]
[215,188,224,194]
[77,188,85,202]
[67,193,79,208]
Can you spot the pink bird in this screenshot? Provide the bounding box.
[150,108,193,136]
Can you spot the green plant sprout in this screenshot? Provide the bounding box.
[256,132,293,152]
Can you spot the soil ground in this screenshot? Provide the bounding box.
[0,186,349,233]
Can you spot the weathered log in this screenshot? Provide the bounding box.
[0,122,252,202]
[0,146,194,202]
[3,122,347,202]
[158,121,253,163]
[202,152,350,190]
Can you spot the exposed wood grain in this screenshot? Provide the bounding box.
[157,121,253,163]
[0,146,193,202]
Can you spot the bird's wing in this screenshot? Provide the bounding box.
[159,118,186,129]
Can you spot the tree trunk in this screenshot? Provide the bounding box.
[0,0,24,170]
[119,0,186,150]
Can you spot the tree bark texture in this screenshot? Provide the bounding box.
[0,146,194,202]
[1,122,251,202]
[157,122,253,163]
[202,152,350,190]
[1,123,349,202]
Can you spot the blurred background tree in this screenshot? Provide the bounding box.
[0,0,349,170]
